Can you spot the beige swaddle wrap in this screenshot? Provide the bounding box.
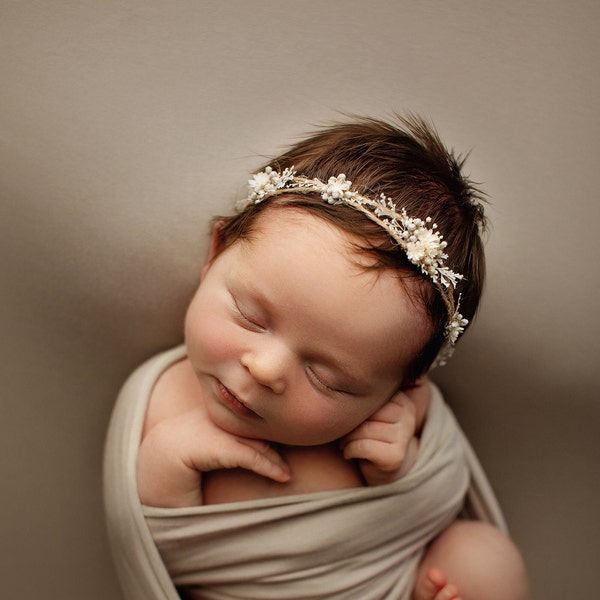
[104,346,506,600]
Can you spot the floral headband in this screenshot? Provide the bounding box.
[237,166,468,365]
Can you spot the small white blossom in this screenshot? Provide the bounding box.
[405,227,444,264]
[323,174,352,203]
[446,311,469,344]
[248,167,280,201]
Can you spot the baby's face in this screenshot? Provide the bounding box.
[185,208,430,446]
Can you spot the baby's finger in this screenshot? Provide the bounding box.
[343,436,419,475]
[235,439,291,483]
[368,391,416,424]
[341,419,409,445]
[239,438,290,469]
[343,437,410,474]
[342,437,388,463]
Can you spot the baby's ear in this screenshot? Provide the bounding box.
[201,221,226,278]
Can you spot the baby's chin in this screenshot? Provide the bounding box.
[210,409,350,447]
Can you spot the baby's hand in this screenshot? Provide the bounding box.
[340,389,419,486]
[137,408,290,507]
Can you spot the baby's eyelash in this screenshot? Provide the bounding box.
[307,366,346,396]
[232,299,265,331]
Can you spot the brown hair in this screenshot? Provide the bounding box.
[216,115,487,382]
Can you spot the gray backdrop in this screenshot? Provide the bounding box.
[2,2,598,599]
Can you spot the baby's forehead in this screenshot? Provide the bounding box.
[234,206,431,363]
[248,203,417,276]
[248,203,369,253]
[242,205,358,262]
[251,202,328,230]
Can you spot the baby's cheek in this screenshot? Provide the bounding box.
[189,315,238,363]
[185,302,219,356]
[291,403,363,444]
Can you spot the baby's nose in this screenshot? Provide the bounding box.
[240,343,289,394]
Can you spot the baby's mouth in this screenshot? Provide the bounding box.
[216,380,260,419]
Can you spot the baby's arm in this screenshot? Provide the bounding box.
[137,408,290,507]
[340,378,429,486]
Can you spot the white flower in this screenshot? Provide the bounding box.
[445,311,469,344]
[405,227,444,267]
[248,167,280,200]
[323,174,352,203]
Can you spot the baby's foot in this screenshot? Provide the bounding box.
[413,568,461,600]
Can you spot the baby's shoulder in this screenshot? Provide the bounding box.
[142,358,201,439]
